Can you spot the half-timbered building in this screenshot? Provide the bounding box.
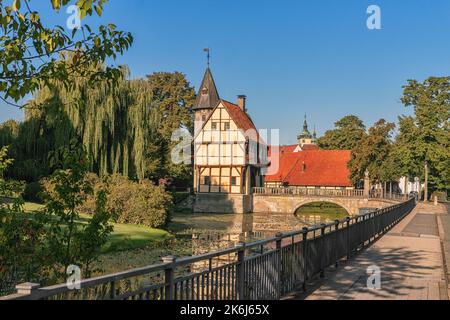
[192,68,267,213]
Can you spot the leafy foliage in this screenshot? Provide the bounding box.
[399,77,450,193]
[318,115,366,150]
[0,65,195,184]
[42,139,113,280]
[78,174,173,229]
[0,0,133,105]
[348,119,396,184]
[0,142,114,295]
[0,146,50,295]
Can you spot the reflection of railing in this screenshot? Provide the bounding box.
[1,198,416,301]
[253,187,365,198]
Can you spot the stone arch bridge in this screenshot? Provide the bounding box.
[251,187,405,215]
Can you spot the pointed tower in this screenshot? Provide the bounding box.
[297,114,313,146]
[193,68,220,134]
[312,125,318,144]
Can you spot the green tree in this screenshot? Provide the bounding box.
[145,72,195,184]
[43,139,112,280]
[0,146,51,295]
[0,0,133,105]
[349,119,396,184]
[400,77,450,199]
[318,115,366,150]
[0,67,195,185]
[389,116,421,190]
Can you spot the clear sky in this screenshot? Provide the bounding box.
[2,0,450,145]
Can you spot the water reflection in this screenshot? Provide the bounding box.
[189,205,349,257]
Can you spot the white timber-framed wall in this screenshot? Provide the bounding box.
[194,102,267,194]
[194,102,248,194]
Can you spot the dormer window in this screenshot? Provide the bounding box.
[201,87,208,95]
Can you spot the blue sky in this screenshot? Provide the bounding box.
[2,0,450,144]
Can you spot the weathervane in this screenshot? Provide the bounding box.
[203,48,210,67]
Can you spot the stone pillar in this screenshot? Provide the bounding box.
[245,166,252,195]
[364,169,370,198]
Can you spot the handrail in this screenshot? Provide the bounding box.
[253,187,365,198]
[253,187,409,201]
[1,197,416,301]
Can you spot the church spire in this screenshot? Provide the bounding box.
[193,67,220,111]
[303,114,309,133]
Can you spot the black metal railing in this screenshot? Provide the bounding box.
[1,198,416,301]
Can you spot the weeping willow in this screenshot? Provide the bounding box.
[1,54,195,183]
[15,66,162,180]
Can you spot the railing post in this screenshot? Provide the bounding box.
[320,224,326,278]
[302,227,309,292]
[275,232,283,297]
[334,220,340,268]
[346,217,351,260]
[15,283,41,300]
[162,255,177,300]
[110,281,116,300]
[235,242,246,300]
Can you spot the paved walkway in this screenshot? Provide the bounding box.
[285,202,450,300]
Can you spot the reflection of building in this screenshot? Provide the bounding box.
[192,67,267,213]
[264,117,354,190]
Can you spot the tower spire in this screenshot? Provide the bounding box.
[303,114,309,133]
[203,48,210,68]
[193,62,220,111]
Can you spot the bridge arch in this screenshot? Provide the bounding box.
[293,200,351,217]
[252,195,369,216]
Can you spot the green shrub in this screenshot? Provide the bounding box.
[106,175,172,228]
[23,181,44,203]
[77,174,173,229]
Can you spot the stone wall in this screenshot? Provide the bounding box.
[193,193,253,214]
[193,193,400,215]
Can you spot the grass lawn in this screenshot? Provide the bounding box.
[102,223,172,253]
[22,202,173,254]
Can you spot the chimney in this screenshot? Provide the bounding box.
[237,95,247,112]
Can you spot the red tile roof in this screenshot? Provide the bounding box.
[265,149,353,187]
[268,145,297,155]
[301,144,320,151]
[221,100,266,144]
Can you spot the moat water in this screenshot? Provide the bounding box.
[172,203,349,255]
[99,203,350,275]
